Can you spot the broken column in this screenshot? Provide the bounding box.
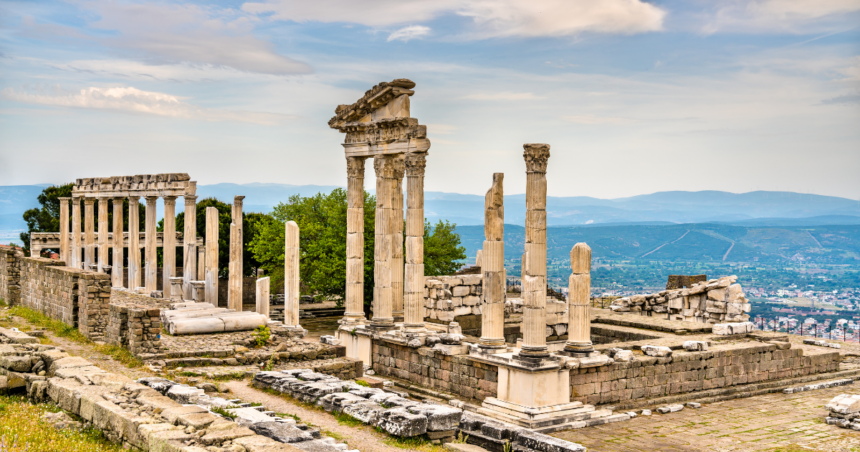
[480,173,506,350]
[144,196,158,293]
[59,197,70,264]
[404,153,426,332]
[97,198,108,272]
[228,196,244,312]
[284,221,301,330]
[112,197,124,287]
[84,197,95,270]
[183,194,197,300]
[343,156,367,325]
[564,243,593,356]
[392,157,405,323]
[372,155,396,330]
[163,196,177,298]
[256,277,270,318]
[128,195,141,289]
[71,196,81,268]
[518,143,551,361]
[205,206,219,305]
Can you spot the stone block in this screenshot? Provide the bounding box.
[407,404,462,431]
[641,345,673,358]
[378,407,428,437]
[656,404,684,414]
[250,422,314,443]
[683,341,708,352]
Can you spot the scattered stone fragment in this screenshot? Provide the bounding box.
[686,402,701,409]
[641,345,673,358]
[641,410,651,416]
[683,341,708,352]
[784,379,853,394]
[614,350,633,362]
[657,404,684,414]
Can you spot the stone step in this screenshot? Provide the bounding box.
[534,412,632,434]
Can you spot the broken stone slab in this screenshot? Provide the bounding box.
[683,341,708,352]
[784,379,853,394]
[320,335,342,346]
[656,404,684,414]
[407,404,463,431]
[515,428,587,452]
[827,394,860,414]
[377,407,428,437]
[166,384,205,404]
[137,377,176,395]
[343,401,387,425]
[577,354,614,368]
[712,322,754,335]
[1,355,33,372]
[0,327,39,344]
[250,421,314,443]
[48,356,93,375]
[641,345,673,358]
[613,350,633,362]
[199,426,256,446]
[686,402,701,409]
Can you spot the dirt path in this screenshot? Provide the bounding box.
[223,381,441,452]
[641,229,690,258]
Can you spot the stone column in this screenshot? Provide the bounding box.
[343,156,366,324]
[197,238,205,281]
[404,153,426,332]
[112,197,124,287]
[183,195,197,300]
[256,277,270,318]
[144,196,158,293]
[565,243,593,355]
[285,221,300,327]
[84,197,96,270]
[163,196,177,299]
[71,196,81,268]
[97,198,108,272]
[228,196,244,312]
[58,197,70,264]
[371,155,396,330]
[480,173,506,350]
[392,158,405,323]
[205,206,219,304]
[518,143,551,360]
[128,195,141,289]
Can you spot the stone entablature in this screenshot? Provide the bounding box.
[72,173,195,198]
[30,231,190,250]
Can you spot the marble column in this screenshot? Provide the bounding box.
[128,196,141,289]
[228,196,245,312]
[58,197,70,264]
[84,198,96,270]
[480,173,506,350]
[371,155,396,329]
[285,221,300,327]
[97,198,108,272]
[205,206,219,304]
[112,197,124,287]
[183,195,197,300]
[144,196,158,293]
[404,153,426,332]
[71,196,81,268]
[342,156,367,324]
[163,196,177,298]
[197,238,205,281]
[256,277,270,318]
[392,159,405,323]
[565,243,593,355]
[518,143,551,360]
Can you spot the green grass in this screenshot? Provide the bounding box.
[0,298,7,307]
[355,379,370,387]
[333,411,363,427]
[209,405,240,420]
[0,393,124,452]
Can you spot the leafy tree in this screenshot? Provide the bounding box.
[423,219,467,276]
[175,198,231,278]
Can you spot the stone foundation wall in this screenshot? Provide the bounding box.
[372,339,499,402]
[77,272,111,342]
[424,275,484,332]
[108,289,165,356]
[19,257,78,324]
[569,342,840,406]
[590,325,663,345]
[0,247,23,306]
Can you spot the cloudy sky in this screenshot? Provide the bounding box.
[1,0,858,199]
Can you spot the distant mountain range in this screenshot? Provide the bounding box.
[2,184,859,237]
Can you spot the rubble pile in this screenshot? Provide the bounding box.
[610,276,751,324]
[826,394,860,430]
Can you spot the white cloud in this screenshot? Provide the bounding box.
[703,0,860,34]
[50,59,275,82]
[1,85,293,125]
[462,91,544,100]
[243,0,666,38]
[387,25,431,42]
[562,114,630,124]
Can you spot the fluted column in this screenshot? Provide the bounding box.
[71,196,81,268]
[205,206,219,304]
[58,197,70,264]
[343,157,367,325]
[285,221,300,327]
[228,196,245,312]
[183,195,198,300]
[518,143,551,360]
[404,153,426,332]
[197,238,205,281]
[480,173,506,349]
[565,243,593,355]
[163,196,177,298]
[112,197,124,287]
[371,155,396,329]
[97,198,108,272]
[128,196,141,289]
[84,198,96,270]
[392,156,405,323]
[144,196,158,293]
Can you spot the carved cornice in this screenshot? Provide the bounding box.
[523,143,551,173]
[329,79,416,130]
[346,157,366,178]
[343,118,425,145]
[405,153,427,177]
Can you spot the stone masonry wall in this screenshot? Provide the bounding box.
[569,342,840,406]
[372,338,499,402]
[424,275,484,334]
[77,272,112,342]
[0,247,23,306]
[108,288,166,356]
[19,257,78,324]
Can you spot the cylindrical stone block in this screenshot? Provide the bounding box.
[163,196,177,299]
[285,220,300,327]
[128,196,141,289]
[144,196,157,293]
[205,206,219,304]
[183,195,197,300]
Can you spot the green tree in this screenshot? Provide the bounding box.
[175,198,231,278]
[423,219,467,276]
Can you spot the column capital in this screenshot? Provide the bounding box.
[58,197,70,202]
[128,194,140,201]
[373,154,398,179]
[83,197,96,205]
[392,154,406,180]
[523,143,551,173]
[184,195,198,203]
[234,195,245,207]
[145,195,158,204]
[346,156,366,178]
[163,195,177,204]
[405,153,426,177]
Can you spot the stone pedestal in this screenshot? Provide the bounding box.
[58,197,70,264]
[163,196,177,298]
[256,277,270,318]
[183,195,197,300]
[480,173,505,350]
[97,198,108,272]
[343,157,367,325]
[205,207,219,305]
[112,197,124,287]
[169,277,183,302]
[191,280,206,302]
[84,198,95,270]
[336,326,373,366]
[144,196,158,293]
[128,196,141,289]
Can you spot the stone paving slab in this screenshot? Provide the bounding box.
[553,385,860,451]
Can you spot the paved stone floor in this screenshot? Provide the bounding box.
[554,385,860,452]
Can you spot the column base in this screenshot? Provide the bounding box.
[369,319,396,332]
[478,338,507,354]
[339,314,367,326]
[514,345,550,364]
[560,342,594,357]
[392,313,404,323]
[402,323,426,333]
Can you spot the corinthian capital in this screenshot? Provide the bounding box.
[523,143,551,173]
[391,154,406,180]
[346,156,366,178]
[373,155,397,179]
[405,153,427,177]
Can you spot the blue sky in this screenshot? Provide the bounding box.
[1,0,858,199]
